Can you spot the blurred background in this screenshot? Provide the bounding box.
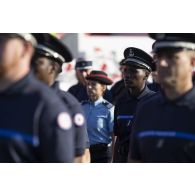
[52,33,155,90]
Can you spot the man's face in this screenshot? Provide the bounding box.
[0,35,24,77]
[76,69,91,85]
[86,80,106,101]
[33,56,60,85]
[122,65,148,90]
[154,49,194,89]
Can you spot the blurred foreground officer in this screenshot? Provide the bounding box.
[113,47,155,163]
[0,33,74,162]
[82,71,114,163]
[31,33,90,163]
[129,33,195,162]
[68,60,113,103]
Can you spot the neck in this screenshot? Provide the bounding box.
[90,96,101,102]
[163,81,193,100]
[0,65,30,91]
[128,84,145,97]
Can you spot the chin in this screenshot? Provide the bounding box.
[125,83,134,88]
[161,80,176,88]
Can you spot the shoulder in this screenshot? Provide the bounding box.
[102,100,114,110]
[81,100,90,105]
[60,90,78,104]
[144,86,156,96]
[68,83,79,91]
[111,80,124,91]
[143,90,157,102]
[138,92,162,110]
[32,78,69,112]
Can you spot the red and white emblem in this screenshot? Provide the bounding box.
[74,113,85,126]
[57,112,72,130]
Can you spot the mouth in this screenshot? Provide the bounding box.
[87,90,95,96]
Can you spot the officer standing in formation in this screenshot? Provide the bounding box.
[129,33,195,162]
[31,33,90,163]
[0,34,74,162]
[113,47,155,163]
[82,70,114,163]
[68,59,113,103]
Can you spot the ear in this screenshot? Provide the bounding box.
[143,70,150,80]
[102,85,106,92]
[21,41,34,59]
[48,64,55,75]
[191,56,195,68]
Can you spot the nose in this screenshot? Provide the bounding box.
[122,71,129,78]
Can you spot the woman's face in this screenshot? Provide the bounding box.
[86,80,106,102]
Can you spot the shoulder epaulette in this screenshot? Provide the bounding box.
[102,101,114,109]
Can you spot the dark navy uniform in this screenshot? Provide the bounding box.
[113,86,155,162]
[147,82,161,92]
[0,73,74,162]
[130,89,195,162]
[31,34,89,159]
[113,46,156,162]
[69,83,113,103]
[52,81,90,156]
[110,79,126,104]
[130,33,195,163]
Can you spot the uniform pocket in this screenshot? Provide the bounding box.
[96,115,107,129]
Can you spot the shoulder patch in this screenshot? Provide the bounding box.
[102,101,114,109]
[74,113,85,126]
[57,112,72,130]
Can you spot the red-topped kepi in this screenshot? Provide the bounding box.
[86,70,113,85]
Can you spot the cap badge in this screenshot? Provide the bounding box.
[129,49,134,57]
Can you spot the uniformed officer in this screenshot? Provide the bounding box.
[113,47,155,163]
[82,70,114,163]
[0,33,74,162]
[31,33,90,163]
[110,59,126,105]
[129,33,195,163]
[68,59,113,103]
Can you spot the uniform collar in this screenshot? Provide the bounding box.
[0,72,34,95]
[160,87,195,106]
[136,85,151,100]
[91,97,104,106]
[126,85,151,100]
[51,81,59,92]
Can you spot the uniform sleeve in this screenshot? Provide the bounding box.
[38,98,74,163]
[71,99,89,156]
[62,92,89,156]
[113,104,119,136]
[107,106,114,133]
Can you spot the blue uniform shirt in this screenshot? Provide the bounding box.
[82,97,114,145]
